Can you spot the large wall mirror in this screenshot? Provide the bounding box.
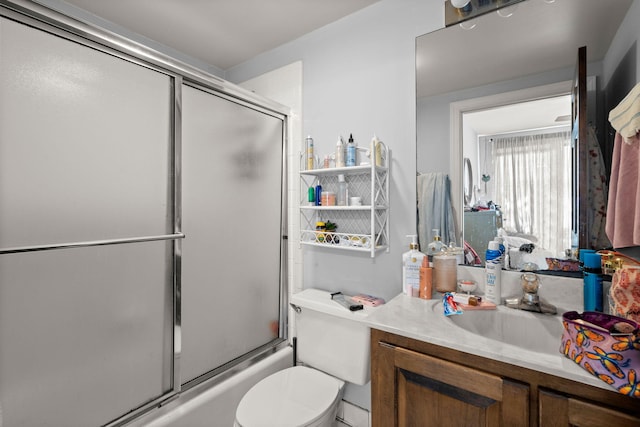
[416,0,636,271]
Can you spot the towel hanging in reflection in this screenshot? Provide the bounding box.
[417,173,456,250]
[606,131,640,248]
[607,81,640,248]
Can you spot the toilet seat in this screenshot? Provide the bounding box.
[235,366,344,427]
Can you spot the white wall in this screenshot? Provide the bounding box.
[603,0,640,87]
[225,0,443,410]
[227,0,442,305]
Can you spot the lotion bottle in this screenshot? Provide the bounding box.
[403,235,425,297]
[419,256,433,299]
[485,240,502,305]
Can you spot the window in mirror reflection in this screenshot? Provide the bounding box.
[463,95,576,268]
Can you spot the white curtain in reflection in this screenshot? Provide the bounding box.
[491,130,572,256]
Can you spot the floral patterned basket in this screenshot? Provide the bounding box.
[561,311,640,397]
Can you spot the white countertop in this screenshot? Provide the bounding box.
[365,267,612,392]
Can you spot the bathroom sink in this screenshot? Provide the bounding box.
[436,303,564,355]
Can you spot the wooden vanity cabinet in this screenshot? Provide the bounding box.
[371,329,640,427]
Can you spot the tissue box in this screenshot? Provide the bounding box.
[561,311,640,397]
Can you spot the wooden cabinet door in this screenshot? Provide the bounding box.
[372,341,529,426]
[539,389,640,427]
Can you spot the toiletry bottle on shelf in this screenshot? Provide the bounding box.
[306,135,314,170]
[426,228,444,256]
[335,136,345,168]
[307,187,315,206]
[419,256,433,299]
[583,252,603,311]
[371,134,383,167]
[485,241,502,305]
[403,235,426,297]
[337,174,348,206]
[494,236,506,268]
[346,134,356,167]
[315,184,322,206]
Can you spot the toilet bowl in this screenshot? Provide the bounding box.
[234,288,376,427]
[234,366,344,427]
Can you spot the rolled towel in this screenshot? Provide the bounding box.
[609,81,640,144]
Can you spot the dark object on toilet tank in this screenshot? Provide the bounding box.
[520,243,535,253]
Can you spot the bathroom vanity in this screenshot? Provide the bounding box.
[367,294,640,426]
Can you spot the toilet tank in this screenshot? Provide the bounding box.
[290,288,379,386]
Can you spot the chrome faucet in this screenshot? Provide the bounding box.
[506,273,557,314]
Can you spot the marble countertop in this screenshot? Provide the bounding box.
[365,267,612,392]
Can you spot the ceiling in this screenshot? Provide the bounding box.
[58,0,380,71]
[416,0,633,99]
[464,94,571,136]
[416,0,633,137]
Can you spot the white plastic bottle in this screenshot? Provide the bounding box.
[346,134,356,167]
[335,136,345,168]
[403,235,426,297]
[337,174,348,206]
[371,134,382,167]
[485,241,502,305]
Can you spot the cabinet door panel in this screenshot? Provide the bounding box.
[372,342,529,427]
[540,389,640,427]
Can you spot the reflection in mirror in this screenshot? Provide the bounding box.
[463,157,473,207]
[416,0,635,273]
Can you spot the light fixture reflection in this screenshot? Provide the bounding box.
[459,21,477,30]
[497,4,518,17]
[451,0,471,8]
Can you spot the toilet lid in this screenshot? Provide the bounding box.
[236,366,343,427]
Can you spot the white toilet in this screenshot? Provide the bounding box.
[234,288,376,427]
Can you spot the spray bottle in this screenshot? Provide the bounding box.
[335,136,345,168]
[403,235,426,297]
[485,241,502,305]
[305,135,314,170]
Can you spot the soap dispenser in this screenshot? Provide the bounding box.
[403,235,426,297]
[426,228,444,256]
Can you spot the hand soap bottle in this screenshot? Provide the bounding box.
[403,235,426,297]
[426,228,444,256]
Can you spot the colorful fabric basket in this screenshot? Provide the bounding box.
[561,311,640,397]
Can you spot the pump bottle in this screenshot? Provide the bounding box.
[426,228,444,256]
[403,235,426,297]
[346,134,356,167]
